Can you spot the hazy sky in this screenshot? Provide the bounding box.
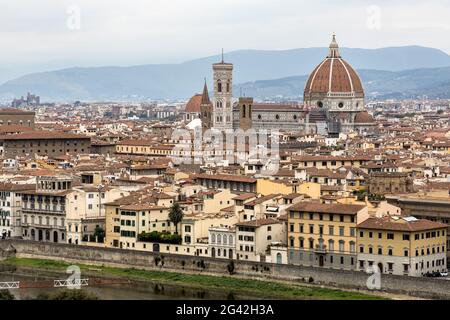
[0,0,449,71]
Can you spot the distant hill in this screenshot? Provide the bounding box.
[0,46,449,102]
[237,67,450,100]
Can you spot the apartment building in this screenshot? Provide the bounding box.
[287,202,369,270]
[19,175,73,243]
[357,216,447,276]
[65,185,129,244]
[208,225,236,259]
[2,131,91,158]
[235,218,286,262]
[0,183,34,238]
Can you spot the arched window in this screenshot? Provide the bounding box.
[339,240,345,252]
[229,235,233,246]
[223,235,228,245]
[328,239,334,251]
[350,241,356,253]
[217,234,222,244]
[218,80,222,93]
[211,234,216,244]
[226,81,230,93]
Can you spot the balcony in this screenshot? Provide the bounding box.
[22,207,65,215]
[314,244,327,254]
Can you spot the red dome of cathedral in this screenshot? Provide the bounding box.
[304,35,364,98]
[354,111,374,123]
[185,94,203,113]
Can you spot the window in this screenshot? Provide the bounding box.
[378,247,382,255]
[339,241,344,252]
[378,232,382,239]
[388,248,393,256]
[309,225,314,234]
[387,233,394,240]
[360,231,364,238]
[339,226,344,236]
[402,234,410,241]
[404,250,409,257]
[329,226,334,235]
[350,242,355,253]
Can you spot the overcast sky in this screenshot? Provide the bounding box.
[0,0,449,71]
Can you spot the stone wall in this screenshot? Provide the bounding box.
[1,239,450,299]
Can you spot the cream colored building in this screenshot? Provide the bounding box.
[235,218,286,262]
[65,185,129,244]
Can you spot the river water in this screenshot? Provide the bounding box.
[0,272,246,300]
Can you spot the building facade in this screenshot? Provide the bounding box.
[357,216,447,276]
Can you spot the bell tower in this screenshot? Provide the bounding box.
[212,50,233,130]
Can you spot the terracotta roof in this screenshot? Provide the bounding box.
[245,194,280,206]
[304,36,363,97]
[236,218,281,227]
[357,216,448,232]
[288,202,365,215]
[195,173,257,183]
[185,94,202,113]
[0,108,35,115]
[2,131,90,141]
[354,111,375,123]
[304,58,364,95]
[232,193,256,201]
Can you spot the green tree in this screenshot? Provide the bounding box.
[93,227,105,242]
[169,202,183,234]
[0,290,15,300]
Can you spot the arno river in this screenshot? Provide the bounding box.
[0,272,247,300]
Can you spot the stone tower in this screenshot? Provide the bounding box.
[200,80,213,133]
[212,51,233,130]
[238,97,253,131]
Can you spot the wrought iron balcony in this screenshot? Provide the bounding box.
[314,244,327,253]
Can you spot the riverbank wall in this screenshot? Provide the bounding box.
[1,239,449,299]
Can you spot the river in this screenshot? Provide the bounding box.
[0,272,248,300]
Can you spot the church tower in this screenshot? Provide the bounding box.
[200,80,213,133]
[238,97,253,131]
[212,51,233,130]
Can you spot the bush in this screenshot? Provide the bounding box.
[227,261,235,275]
[139,231,181,245]
[0,290,15,300]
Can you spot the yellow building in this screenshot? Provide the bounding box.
[118,204,173,249]
[256,179,320,199]
[116,139,174,157]
[287,202,368,270]
[357,216,447,276]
